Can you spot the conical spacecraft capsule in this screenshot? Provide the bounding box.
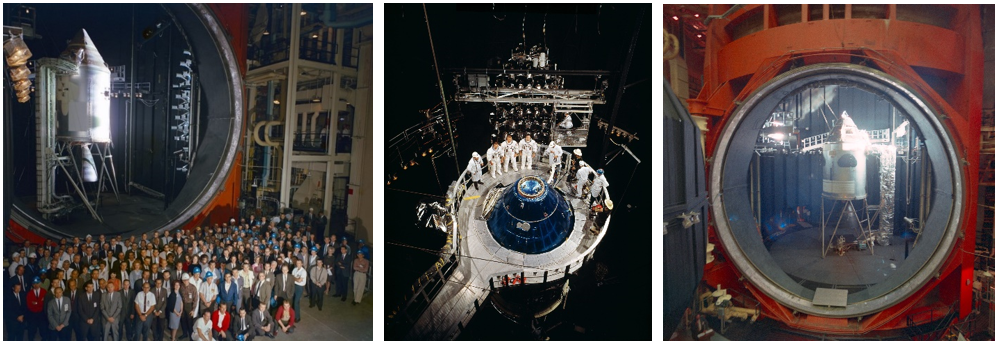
[56,29,112,145]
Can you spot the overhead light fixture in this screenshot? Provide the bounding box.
[311,96,321,103]
[311,33,319,39]
[672,16,679,21]
[392,174,398,181]
[300,10,307,16]
[696,34,702,38]
[694,13,700,18]
[262,30,270,36]
[273,99,280,105]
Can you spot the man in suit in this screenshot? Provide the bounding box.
[100,282,122,340]
[274,265,294,306]
[152,278,169,341]
[47,287,73,340]
[63,278,80,339]
[10,264,28,292]
[77,281,102,340]
[251,302,276,338]
[6,283,28,340]
[253,271,273,311]
[333,245,352,301]
[119,279,135,340]
[313,210,329,242]
[230,307,254,341]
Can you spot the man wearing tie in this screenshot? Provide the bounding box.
[251,302,276,338]
[78,281,102,340]
[101,282,122,340]
[47,287,73,340]
[134,282,156,341]
[230,307,254,341]
[334,246,352,301]
[153,279,169,341]
[10,265,28,292]
[253,271,273,311]
[6,283,28,340]
[66,279,83,340]
[120,279,135,340]
[275,265,294,307]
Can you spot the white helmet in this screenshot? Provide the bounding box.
[472,152,480,159]
[182,273,190,281]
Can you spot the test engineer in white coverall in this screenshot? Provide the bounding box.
[466,152,484,190]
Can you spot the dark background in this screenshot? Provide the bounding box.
[384,3,652,340]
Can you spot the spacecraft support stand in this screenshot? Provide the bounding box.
[820,197,875,258]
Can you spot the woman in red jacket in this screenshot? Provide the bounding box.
[275,298,295,334]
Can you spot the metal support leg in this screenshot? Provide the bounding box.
[55,157,102,222]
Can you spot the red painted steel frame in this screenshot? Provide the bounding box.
[691,4,983,335]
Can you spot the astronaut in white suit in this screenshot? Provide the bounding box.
[519,134,539,171]
[501,135,519,173]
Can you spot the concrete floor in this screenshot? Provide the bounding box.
[6,287,373,341]
[769,225,907,287]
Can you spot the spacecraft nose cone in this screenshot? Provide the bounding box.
[63,28,108,68]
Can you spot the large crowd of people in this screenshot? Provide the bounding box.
[4,208,372,341]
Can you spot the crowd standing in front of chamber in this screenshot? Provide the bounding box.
[4,208,372,341]
[466,134,609,206]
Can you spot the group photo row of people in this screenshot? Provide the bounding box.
[4,208,371,341]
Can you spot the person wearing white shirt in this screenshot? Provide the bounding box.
[545,141,563,176]
[501,135,519,172]
[134,282,157,341]
[589,169,610,205]
[519,134,539,170]
[193,310,213,341]
[575,160,595,198]
[291,260,307,323]
[486,141,503,178]
[560,113,574,129]
[198,273,219,313]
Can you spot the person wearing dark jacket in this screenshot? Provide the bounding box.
[77,281,102,340]
[333,246,352,301]
[6,283,28,340]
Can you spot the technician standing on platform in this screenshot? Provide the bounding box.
[466,152,485,190]
[590,169,610,206]
[486,141,502,178]
[519,134,539,170]
[502,135,519,172]
[575,160,595,197]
